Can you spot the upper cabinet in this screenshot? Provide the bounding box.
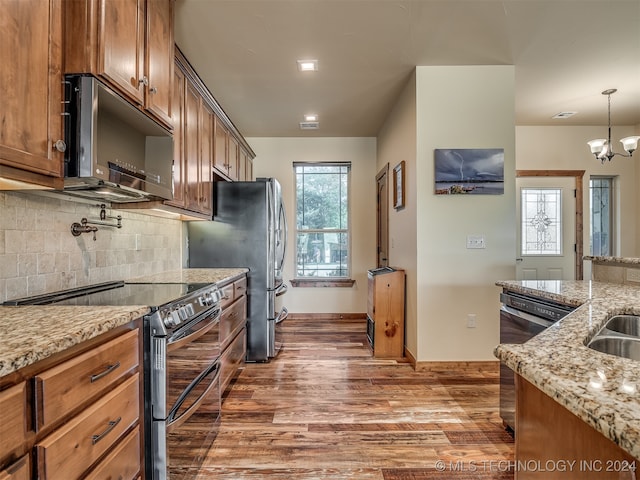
[64,0,174,130]
[0,0,65,188]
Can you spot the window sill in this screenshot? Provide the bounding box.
[290,279,356,288]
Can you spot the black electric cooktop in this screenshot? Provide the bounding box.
[3,281,211,308]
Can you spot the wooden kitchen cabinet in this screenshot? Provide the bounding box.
[0,323,143,480]
[219,276,247,394]
[0,0,64,188]
[0,456,30,480]
[183,79,213,216]
[515,374,636,479]
[64,0,174,129]
[367,267,405,358]
[214,116,231,178]
[36,375,140,480]
[0,383,28,467]
[166,65,187,210]
[34,329,139,430]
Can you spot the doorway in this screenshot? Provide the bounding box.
[516,170,585,280]
[376,165,389,267]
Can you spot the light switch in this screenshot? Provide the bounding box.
[466,235,486,249]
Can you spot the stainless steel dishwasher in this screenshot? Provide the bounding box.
[499,291,575,432]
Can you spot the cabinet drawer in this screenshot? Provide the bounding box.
[219,283,235,309]
[0,455,30,480]
[234,276,247,297]
[84,427,140,480]
[220,327,246,393]
[35,329,139,429]
[220,295,246,349]
[0,382,27,463]
[36,373,139,480]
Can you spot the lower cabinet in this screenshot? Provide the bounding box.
[0,456,30,480]
[0,323,143,480]
[219,275,247,395]
[515,374,636,479]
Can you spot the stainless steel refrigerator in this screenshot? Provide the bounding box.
[187,178,288,362]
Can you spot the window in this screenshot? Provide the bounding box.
[294,162,350,279]
[590,177,614,256]
[521,188,562,255]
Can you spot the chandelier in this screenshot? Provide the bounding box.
[587,89,640,163]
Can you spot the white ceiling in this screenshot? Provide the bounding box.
[175,0,640,138]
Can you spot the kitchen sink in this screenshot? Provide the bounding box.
[588,336,640,362]
[603,315,640,338]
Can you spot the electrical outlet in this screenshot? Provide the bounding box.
[467,314,477,328]
[626,268,640,283]
[466,235,486,249]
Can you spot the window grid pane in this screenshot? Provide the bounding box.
[295,164,350,278]
[521,188,562,255]
[590,177,613,256]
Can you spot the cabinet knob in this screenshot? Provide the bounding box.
[149,86,158,94]
[53,139,67,152]
[138,76,149,86]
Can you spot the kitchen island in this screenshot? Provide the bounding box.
[494,279,640,468]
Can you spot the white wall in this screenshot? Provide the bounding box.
[376,73,418,356]
[517,126,638,258]
[247,137,377,314]
[416,66,516,362]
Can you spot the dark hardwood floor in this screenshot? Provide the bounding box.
[196,317,514,479]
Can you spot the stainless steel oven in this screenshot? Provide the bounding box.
[499,291,575,432]
[147,288,223,480]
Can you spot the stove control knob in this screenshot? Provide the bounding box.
[162,307,181,328]
[203,292,213,306]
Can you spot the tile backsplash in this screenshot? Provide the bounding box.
[0,191,183,303]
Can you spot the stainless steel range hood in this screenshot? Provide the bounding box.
[63,75,174,203]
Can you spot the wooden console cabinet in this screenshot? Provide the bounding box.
[367,267,405,358]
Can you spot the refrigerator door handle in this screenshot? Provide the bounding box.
[275,306,288,324]
[275,283,288,297]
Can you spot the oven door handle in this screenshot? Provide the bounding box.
[167,307,221,351]
[166,362,220,433]
[500,305,554,329]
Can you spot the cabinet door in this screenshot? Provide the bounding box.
[167,65,186,209]
[0,382,27,464]
[0,0,63,178]
[199,102,214,215]
[184,82,201,212]
[0,455,30,480]
[145,0,173,127]
[98,0,145,105]
[213,116,229,176]
[227,135,239,181]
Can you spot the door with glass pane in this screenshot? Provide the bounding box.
[516,176,576,280]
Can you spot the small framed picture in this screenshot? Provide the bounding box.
[393,161,405,209]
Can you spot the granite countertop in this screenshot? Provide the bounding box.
[0,305,150,378]
[0,268,248,379]
[127,268,248,285]
[494,279,640,460]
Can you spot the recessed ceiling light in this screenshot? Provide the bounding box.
[304,114,318,122]
[552,111,577,119]
[297,59,318,72]
[299,121,319,130]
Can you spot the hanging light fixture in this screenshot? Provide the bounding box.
[587,89,640,163]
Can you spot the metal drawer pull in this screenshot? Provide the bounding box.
[91,416,121,445]
[90,361,121,383]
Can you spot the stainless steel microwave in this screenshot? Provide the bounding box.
[62,75,174,203]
